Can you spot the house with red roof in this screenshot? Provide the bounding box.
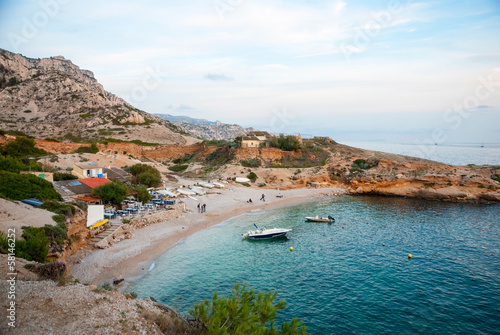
[79,177,112,189]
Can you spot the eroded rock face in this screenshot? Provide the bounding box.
[0,48,188,145]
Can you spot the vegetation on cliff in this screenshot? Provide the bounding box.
[189,282,308,334]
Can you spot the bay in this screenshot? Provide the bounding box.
[129,196,500,334]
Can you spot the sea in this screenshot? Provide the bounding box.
[340,141,500,166]
[129,196,500,334]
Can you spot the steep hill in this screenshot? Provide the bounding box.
[156,113,252,140]
[0,49,193,145]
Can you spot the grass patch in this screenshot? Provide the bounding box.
[168,164,188,172]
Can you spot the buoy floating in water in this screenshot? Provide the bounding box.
[290,247,294,251]
[408,254,412,259]
[342,226,344,229]
[482,229,485,231]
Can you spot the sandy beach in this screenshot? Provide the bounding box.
[69,184,346,289]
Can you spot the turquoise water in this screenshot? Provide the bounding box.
[129,196,500,334]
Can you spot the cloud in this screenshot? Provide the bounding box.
[204,73,234,81]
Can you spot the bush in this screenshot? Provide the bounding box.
[173,154,194,164]
[41,200,75,216]
[0,171,63,201]
[247,172,257,183]
[33,261,67,280]
[92,181,128,206]
[269,134,302,151]
[134,185,151,204]
[129,164,162,187]
[168,164,188,172]
[2,136,47,158]
[17,227,49,263]
[240,158,261,167]
[189,283,308,334]
[0,155,24,173]
[53,172,78,181]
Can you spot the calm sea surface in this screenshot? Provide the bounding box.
[129,196,500,334]
[341,141,500,166]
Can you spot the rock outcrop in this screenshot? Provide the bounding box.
[0,48,191,145]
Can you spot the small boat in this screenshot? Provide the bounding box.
[305,215,335,223]
[189,187,206,196]
[242,224,291,240]
[212,182,225,188]
[178,188,197,196]
[198,181,215,189]
[235,177,250,183]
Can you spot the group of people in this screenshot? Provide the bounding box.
[197,203,207,213]
[248,194,266,204]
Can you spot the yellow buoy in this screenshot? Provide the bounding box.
[408,254,412,259]
[290,247,294,251]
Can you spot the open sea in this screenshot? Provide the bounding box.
[129,196,500,334]
[340,141,500,166]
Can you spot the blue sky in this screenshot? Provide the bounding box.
[0,0,499,143]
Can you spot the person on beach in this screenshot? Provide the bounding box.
[202,204,206,213]
[197,203,201,213]
[247,198,253,203]
[260,194,265,201]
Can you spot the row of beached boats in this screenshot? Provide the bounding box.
[153,181,227,200]
[242,215,335,240]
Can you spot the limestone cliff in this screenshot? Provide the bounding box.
[0,49,191,145]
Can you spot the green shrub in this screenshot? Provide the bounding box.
[92,181,128,206]
[240,158,261,167]
[53,172,78,181]
[173,154,194,164]
[80,113,91,118]
[168,164,188,172]
[129,164,162,187]
[18,227,49,263]
[247,172,257,183]
[269,134,302,151]
[0,171,62,201]
[2,136,47,158]
[189,283,308,334]
[0,156,24,173]
[41,200,75,216]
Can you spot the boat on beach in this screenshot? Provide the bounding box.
[242,224,291,240]
[305,215,335,223]
[198,181,215,189]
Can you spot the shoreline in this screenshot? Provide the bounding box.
[69,186,346,289]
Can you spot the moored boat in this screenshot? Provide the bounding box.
[242,224,291,240]
[305,215,335,223]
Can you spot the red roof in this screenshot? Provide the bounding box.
[79,177,112,189]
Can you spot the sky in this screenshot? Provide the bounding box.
[0,0,499,144]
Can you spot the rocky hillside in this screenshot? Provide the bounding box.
[0,49,193,145]
[156,113,252,140]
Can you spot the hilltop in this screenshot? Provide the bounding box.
[156,113,252,140]
[0,49,196,145]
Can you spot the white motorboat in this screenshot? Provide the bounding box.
[305,215,335,223]
[242,224,291,240]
